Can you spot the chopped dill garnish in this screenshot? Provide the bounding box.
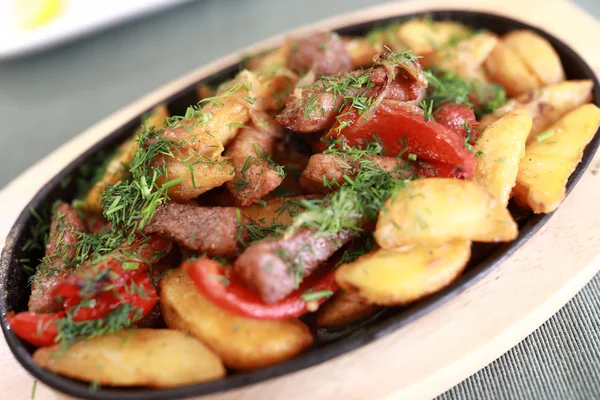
[287,140,414,236]
[301,290,333,302]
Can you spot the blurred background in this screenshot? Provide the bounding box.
[0,0,598,190]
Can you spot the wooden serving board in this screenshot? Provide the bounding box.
[1,0,599,399]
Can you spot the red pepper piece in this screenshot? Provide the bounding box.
[52,234,171,299]
[6,311,64,347]
[183,258,339,320]
[321,101,476,178]
[65,274,158,322]
[434,102,480,142]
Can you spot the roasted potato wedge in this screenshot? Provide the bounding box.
[484,41,540,97]
[33,329,225,387]
[395,19,472,57]
[375,178,518,248]
[514,104,600,213]
[245,43,290,71]
[474,113,533,206]
[480,80,593,141]
[503,30,565,86]
[160,269,313,371]
[316,291,380,328]
[343,37,380,67]
[336,241,471,306]
[83,104,169,213]
[427,32,498,79]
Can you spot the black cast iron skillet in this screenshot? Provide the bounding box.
[1,9,599,400]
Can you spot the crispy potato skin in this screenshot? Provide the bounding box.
[395,20,472,58]
[474,113,533,206]
[375,178,518,248]
[336,241,471,306]
[479,80,593,141]
[83,105,169,213]
[316,291,380,328]
[427,32,498,79]
[503,30,565,86]
[33,329,225,387]
[514,104,600,213]
[159,269,313,371]
[484,41,540,97]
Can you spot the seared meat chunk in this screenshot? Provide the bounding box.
[144,203,249,257]
[288,32,353,76]
[277,50,426,133]
[300,153,415,194]
[29,203,85,312]
[225,120,285,206]
[234,228,354,303]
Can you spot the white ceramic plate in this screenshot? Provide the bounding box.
[0,0,193,59]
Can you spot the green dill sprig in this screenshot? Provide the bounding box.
[287,140,413,236]
[55,304,142,349]
[423,68,506,117]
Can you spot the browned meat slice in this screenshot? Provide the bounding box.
[288,32,353,76]
[277,50,426,133]
[29,203,85,312]
[300,153,416,194]
[144,202,250,257]
[225,121,285,206]
[234,228,354,303]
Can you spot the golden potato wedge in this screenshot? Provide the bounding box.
[245,43,290,71]
[503,30,565,86]
[484,41,540,97]
[336,241,471,306]
[428,32,498,79]
[83,104,169,213]
[375,178,518,248]
[474,113,533,206]
[343,37,379,68]
[316,290,380,328]
[395,19,472,57]
[480,80,593,141]
[160,269,313,371]
[33,329,225,387]
[514,104,600,213]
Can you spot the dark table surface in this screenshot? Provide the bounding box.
[1,1,599,399]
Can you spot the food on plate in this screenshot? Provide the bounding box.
[513,104,600,213]
[316,291,381,327]
[502,30,565,86]
[160,269,312,370]
[33,329,225,387]
[479,80,594,140]
[336,240,471,305]
[474,112,533,206]
[8,15,598,389]
[374,179,518,248]
[484,41,540,97]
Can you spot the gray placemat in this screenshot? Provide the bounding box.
[1,1,599,399]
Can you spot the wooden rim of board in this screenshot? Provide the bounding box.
[1,0,599,399]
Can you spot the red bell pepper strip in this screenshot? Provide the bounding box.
[6,311,64,347]
[321,101,476,178]
[184,258,339,320]
[64,274,158,322]
[433,102,480,142]
[52,234,171,299]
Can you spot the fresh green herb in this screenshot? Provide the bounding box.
[495,157,507,163]
[89,381,101,392]
[408,153,417,161]
[56,304,142,349]
[256,199,267,207]
[463,122,483,156]
[420,100,434,121]
[337,237,374,266]
[31,380,37,399]
[122,262,139,270]
[536,130,554,142]
[301,290,334,302]
[288,140,414,236]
